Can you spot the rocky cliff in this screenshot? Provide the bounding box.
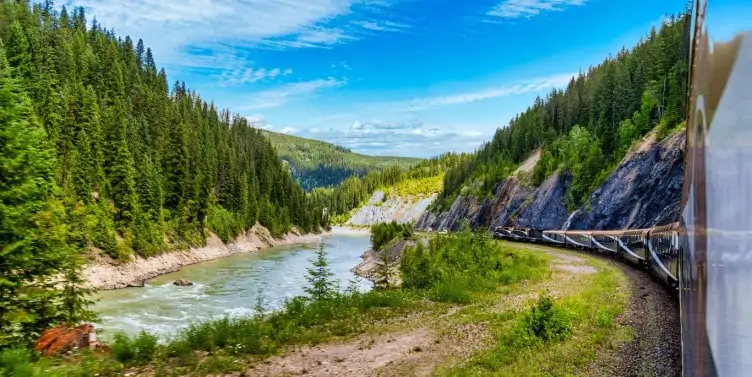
[347,190,437,226]
[417,130,685,232]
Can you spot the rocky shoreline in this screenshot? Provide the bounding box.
[83,224,329,290]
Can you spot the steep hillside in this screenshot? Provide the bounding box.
[426,12,689,233]
[261,130,422,190]
[417,129,684,231]
[433,13,689,216]
[346,175,442,226]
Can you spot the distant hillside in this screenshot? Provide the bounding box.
[261,130,422,190]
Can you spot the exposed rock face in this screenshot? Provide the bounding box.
[347,191,437,226]
[353,239,418,287]
[417,130,684,232]
[568,131,685,230]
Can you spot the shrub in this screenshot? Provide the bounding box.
[401,224,546,302]
[522,294,571,342]
[370,221,413,251]
[111,331,158,364]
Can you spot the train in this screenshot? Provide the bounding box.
[491,223,681,292]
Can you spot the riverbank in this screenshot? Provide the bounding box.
[83,224,330,290]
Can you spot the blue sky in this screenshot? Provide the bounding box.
[63,0,748,158]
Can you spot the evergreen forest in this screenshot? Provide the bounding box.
[261,130,421,190]
[434,11,690,212]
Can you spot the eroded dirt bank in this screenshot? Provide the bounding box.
[83,224,329,290]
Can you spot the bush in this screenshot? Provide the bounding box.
[431,279,472,304]
[401,224,546,302]
[0,348,34,377]
[370,221,413,251]
[522,294,571,342]
[111,331,158,364]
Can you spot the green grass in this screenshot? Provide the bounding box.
[4,236,629,377]
[435,249,631,376]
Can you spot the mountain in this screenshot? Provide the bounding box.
[425,12,689,232]
[261,130,422,190]
[0,2,328,261]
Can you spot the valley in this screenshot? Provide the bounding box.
[0,0,692,376]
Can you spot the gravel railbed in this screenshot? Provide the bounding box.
[587,257,681,377]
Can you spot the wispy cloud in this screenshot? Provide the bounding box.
[218,66,293,86]
[488,0,587,19]
[65,0,404,70]
[241,77,347,110]
[395,73,574,112]
[354,20,410,32]
[288,120,490,157]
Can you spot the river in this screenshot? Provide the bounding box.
[91,228,372,339]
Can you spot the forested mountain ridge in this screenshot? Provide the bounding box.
[261,130,422,190]
[0,0,328,264]
[434,11,690,214]
[311,152,470,224]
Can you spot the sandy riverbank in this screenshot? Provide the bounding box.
[83,224,329,290]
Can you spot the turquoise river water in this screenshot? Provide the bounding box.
[91,228,372,339]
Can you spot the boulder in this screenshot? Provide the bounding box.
[173,278,193,286]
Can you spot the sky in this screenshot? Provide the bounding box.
[62,0,749,158]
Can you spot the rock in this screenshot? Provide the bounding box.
[126,280,145,288]
[352,240,415,287]
[417,130,684,232]
[33,324,99,356]
[347,190,438,226]
[173,278,193,286]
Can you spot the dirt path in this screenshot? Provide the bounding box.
[504,243,681,377]
[223,245,680,377]
[233,247,600,377]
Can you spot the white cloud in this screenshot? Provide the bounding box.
[488,0,587,19]
[64,0,402,71]
[241,77,347,110]
[219,66,293,86]
[280,126,299,134]
[397,72,575,112]
[287,120,491,157]
[354,20,409,32]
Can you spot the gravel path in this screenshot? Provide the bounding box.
[586,258,681,377]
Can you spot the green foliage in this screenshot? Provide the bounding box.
[322,152,469,220]
[303,243,337,301]
[521,294,571,342]
[261,130,421,190]
[0,41,94,349]
[0,348,34,377]
[206,204,243,243]
[400,224,546,299]
[431,278,472,304]
[111,331,158,364]
[370,221,413,251]
[0,1,328,264]
[436,13,690,211]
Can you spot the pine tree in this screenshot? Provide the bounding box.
[0,40,92,347]
[304,242,336,301]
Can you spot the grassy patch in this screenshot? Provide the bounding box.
[7,236,625,377]
[436,253,630,376]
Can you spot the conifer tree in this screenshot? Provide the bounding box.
[304,243,336,301]
[0,40,92,347]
